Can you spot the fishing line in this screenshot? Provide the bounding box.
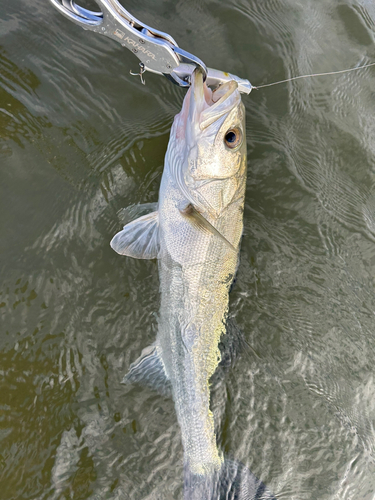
[252,61,375,90]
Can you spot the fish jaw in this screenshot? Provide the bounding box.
[167,70,246,219]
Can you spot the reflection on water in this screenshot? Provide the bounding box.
[1,0,375,498]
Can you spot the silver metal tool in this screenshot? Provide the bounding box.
[49,0,252,94]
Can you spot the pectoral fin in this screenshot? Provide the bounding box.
[110,211,159,259]
[122,344,172,397]
[180,204,236,253]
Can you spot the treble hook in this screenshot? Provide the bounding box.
[130,63,146,85]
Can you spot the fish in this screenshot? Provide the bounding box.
[111,70,276,499]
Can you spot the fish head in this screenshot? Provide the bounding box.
[168,69,247,218]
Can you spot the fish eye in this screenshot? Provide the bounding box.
[224,128,242,149]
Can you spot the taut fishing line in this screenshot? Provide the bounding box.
[253,61,375,90]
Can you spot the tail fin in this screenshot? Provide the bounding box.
[184,458,277,500]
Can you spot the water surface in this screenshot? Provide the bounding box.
[1,0,375,498]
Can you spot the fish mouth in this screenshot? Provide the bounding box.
[174,70,241,143]
[189,69,241,130]
[169,69,242,217]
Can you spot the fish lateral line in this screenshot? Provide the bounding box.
[180,203,237,253]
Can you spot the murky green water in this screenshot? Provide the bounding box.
[1,0,375,498]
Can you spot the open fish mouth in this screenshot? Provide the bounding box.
[175,70,241,141]
[189,70,241,130]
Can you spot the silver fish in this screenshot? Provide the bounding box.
[111,70,275,498]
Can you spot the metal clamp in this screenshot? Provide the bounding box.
[49,0,251,93]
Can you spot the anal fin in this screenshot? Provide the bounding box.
[122,344,171,397]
